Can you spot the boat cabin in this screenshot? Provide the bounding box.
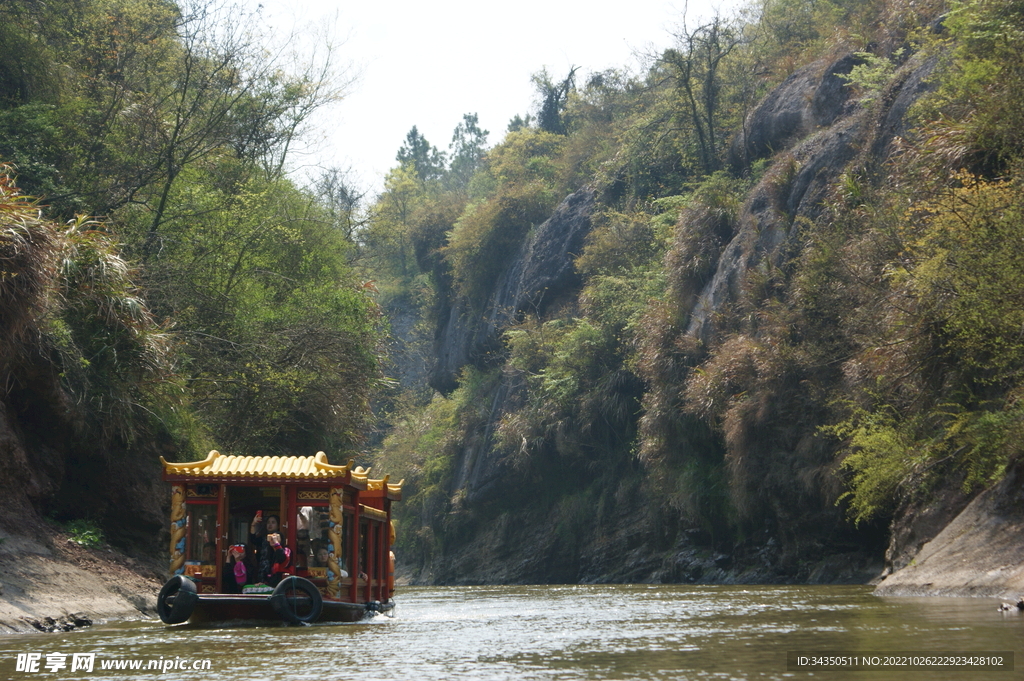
[160,450,401,608]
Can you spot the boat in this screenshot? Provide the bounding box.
[155,450,402,625]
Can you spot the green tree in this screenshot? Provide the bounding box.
[445,113,489,193]
[124,167,381,454]
[141,0,342,257]
[396,126,445,183]
[533,67,579,135]
[663,13,741,173]
[364,165,423,283]
[310,166,368,244]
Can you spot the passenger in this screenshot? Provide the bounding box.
[249,512,282,584]
[296,506,315,541]
[223,545,247,594]
[265,532,291,587]
[314,543,348,578]
[249,511,280,544]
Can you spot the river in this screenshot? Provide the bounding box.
[1,585,1020,680]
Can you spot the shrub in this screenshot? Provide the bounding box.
[64,519,105,547]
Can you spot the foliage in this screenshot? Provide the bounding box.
[47,215,174,442]
[64,519,105,547]
[445,114,489,193]
[822,173,1024,523]
[840,50,900,102]
[663,14,741,173]
[917,0,1024,173]
[532,67,579,135]
[119,168,382,454]
[896,175,1024,381]
[825,405,917,525]
[0,0,379,461]
[370,367,500,561]
[0,166,56,350]
[363,165,424,286]
[397,127,446,183]
[443,181,555,305]
[486,128,565,188]
[828,397,1024,525]
[1,165,177,445]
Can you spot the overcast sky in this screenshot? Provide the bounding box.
[245,0,732,193]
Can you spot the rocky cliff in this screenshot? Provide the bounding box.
[429,187,598,504]
[875,453,1024,598]
[429,187,597,394]
[0,355,170,629]
[393,50,970,586]
[368,0,1024,594]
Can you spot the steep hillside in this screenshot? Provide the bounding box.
[0,0,383,572]
[371,0,1024,590]
[3,0,1022,598]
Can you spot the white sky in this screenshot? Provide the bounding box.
[245,0,732,194]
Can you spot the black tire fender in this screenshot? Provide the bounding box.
[270,576,323,624]
[157,575,198,624]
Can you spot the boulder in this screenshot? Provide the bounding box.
[730,54,861,171]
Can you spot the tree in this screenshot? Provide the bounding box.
[138,167,381,454]
[138,0,343,258]
[396,126,445,183]
[311,166,368,244]
[445,113,489,192]
[533,67,579,135]
[664,13,740,173]
[364,165,422,280]
[506,113,534,133]
[0,0,343,226]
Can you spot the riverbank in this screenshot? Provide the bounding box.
[0,517,163,634]
[874,455,1024,600]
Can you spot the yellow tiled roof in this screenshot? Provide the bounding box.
[366,473,406,497]
[161,451,403,497]
[160,450,349,479]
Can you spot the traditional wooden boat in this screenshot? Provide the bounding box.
[156,450,401,625]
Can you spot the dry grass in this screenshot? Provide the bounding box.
[0,166,56,357]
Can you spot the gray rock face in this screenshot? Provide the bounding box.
[874,454,1024,598]
[430,187,597,392]
[689,55,936,342]
[689,112,868,340]
[730,54,861,171]
[413,51,948,586]
[868,54,938,160]
[489,186,596,327]
[426,188,596,507]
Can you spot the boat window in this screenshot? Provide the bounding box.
[297,505,343,578]
[296,506,322,568]
[225,485,281,547]
[186,504,218,571]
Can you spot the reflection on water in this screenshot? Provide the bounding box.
[1,585,1021,680]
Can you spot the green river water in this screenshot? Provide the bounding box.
[1,584,1021,680]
